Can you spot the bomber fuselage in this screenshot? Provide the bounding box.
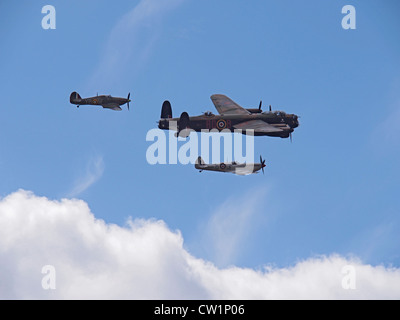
[158,111,299,137]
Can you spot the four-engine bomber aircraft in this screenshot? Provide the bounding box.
[158,94,299,139]
[195,156,267,175]
[68,90,295,176]
[70,92,131,111]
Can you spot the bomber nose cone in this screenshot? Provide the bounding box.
[292,115,299,127]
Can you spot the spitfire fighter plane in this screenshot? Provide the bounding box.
[158,94,299,139]
[70,92,131,111]
[195,156,267,176]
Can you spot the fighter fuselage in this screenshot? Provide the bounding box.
[71,95,130,106]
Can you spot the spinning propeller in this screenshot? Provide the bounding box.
[127,93,131,111]
[260,155,266,175]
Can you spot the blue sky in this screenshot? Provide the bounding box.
[0,0,400,298]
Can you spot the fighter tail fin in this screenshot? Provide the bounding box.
[70,92,82,103]
[196,156,205,165]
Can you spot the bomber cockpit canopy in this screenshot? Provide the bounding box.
[274,111,286,117]
[262,110,286,116]
[203,111,215,116]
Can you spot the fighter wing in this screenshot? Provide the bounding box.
[234,169,254,176]
[102,103,122,111]
[210,94,251,115]
[233,120,284,133]
[233,163,256,176]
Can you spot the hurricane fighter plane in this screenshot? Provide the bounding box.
[195,156,267,176]
[70,92,131,111]
[158,94,299,139]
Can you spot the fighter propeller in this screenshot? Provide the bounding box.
[260,155,267,175]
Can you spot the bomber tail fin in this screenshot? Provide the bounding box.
[161,100,172,119]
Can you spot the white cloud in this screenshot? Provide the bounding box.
[0,190,400,299]
[89,0,185,89]
[67,155,104,197]
[201,188,268,267]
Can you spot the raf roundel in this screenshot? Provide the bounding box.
[220,163,226,170]
[217,119,227,130]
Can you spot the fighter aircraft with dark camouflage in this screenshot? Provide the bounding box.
[158,94,299,139]
[70,92,131,111]
[195,156,267,176]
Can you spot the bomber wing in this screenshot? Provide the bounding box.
[233,120,284,134]
[210,94,251,115]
